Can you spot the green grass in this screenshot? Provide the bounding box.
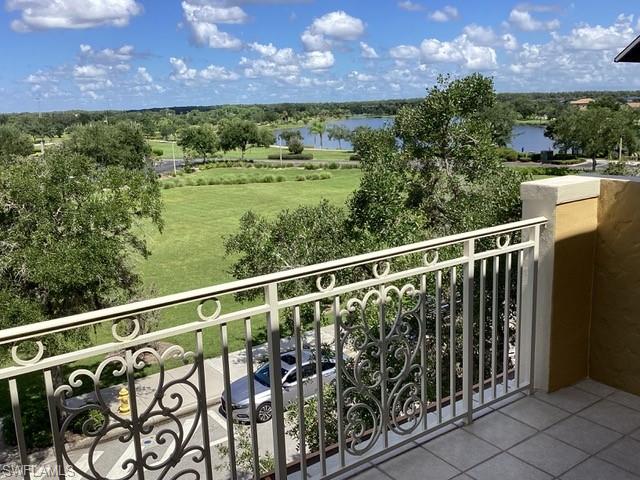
[131,167,362,358]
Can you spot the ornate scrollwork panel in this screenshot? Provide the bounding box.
[339,282,425,456]
[52,342,207,480]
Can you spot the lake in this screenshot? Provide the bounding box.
[275,117,555,153]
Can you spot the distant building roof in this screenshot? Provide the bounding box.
[569,98,594,105]
[627,102,640,109]
[616,35,640,63]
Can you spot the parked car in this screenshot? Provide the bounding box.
[220,349,336,423]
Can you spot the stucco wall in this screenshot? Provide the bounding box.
[548,198,598,391]
[590,179,640,395]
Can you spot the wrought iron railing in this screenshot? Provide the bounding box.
[0,217,545,480]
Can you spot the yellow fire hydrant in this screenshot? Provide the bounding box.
[118,387,130,414]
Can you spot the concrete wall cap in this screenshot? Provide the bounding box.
[521,175,601,205]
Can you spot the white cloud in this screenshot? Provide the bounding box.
[301,51,335,70]
[79,44,135,62]
[398,1,424,12]
[301,10,364,52]
[135,67,153,84]
[509,7,560,31]
[170,57,239,83]
[169,57,197,82]
[7,0,142,32]
[420,35,497,70]
[429,6,459,23]
[249,42,296,64]
[240,57,299,78]
[73,64,108,78]
[463,24,519,50]
[181,1,243,49]
[199,64,240,81]
[565,14,636,50]
[348,71,375,82]
[389,44,421,60]
[360,42,379,59]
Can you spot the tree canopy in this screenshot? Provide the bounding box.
[0,125,34,159]
[178,124,219,163]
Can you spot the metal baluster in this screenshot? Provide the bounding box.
[515,251,524,388]
[379,283,388,447]
[420,274,428,430]
[195,330,213,480]
[529,225,541,395]
[334,297,346,468]
[492,256,500,399]
[293,307,307,480]
[479,260,487,405]
[125,349,145,480]
[44,370,65,480]
[220,323,237,480]
[435,270,442,424]
[314,301,327,476]
[9,378,31,480]
[243,318,260,480]
[450,267,457,418]
[463,240,475,424]
[265,283,287,478]
[503,253,512,394]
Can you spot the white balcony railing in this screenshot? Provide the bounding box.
[0,217,545,480]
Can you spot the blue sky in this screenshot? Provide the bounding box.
[1,0,640,112]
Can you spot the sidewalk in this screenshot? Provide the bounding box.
[66,324,337,420]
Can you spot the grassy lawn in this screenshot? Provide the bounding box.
[130,167,362,359]
[149,140,353,162]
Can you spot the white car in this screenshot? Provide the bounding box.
[220,349,336,423]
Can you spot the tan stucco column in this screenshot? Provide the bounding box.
[521,176,600,392]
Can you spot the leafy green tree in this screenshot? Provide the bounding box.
[218,119,260,160]
[480,101,517,147]
[66,122,152,170]
[546,106,639,171]
[0,146,163,362]
[177,124,219,164]
[257,127,276,148]
[158,118,176,141]
[279,129,302,146]
[309,120,326,148]
[0,125,34,159]
[326,124,351,149]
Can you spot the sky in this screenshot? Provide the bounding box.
[1,0,640,113]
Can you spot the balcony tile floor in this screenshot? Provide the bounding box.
[347,379,640,480]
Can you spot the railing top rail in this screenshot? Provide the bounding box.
[0,216,546,345]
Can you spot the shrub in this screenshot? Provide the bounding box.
[350,154,361,161]
[162,182,174,189]
[496,147,518,162]
[319,172,333,180]
[327,162,339,169]
[295,175,307,181]
[152,148,164,157]
[262,175,276,183]
[306,174,321,181]
[276,175,286,182]
[70,409,106,435]
[185,178,195,186]
[303,163,322,170]
[196,178,206,186]
[2,400,53,449]
[288,138,304,154]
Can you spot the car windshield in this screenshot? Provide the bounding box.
[254,364,287,387]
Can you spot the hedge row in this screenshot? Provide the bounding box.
[266,153,314,160]
[163,172,333,189]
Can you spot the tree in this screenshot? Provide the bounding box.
[0,125,34,159]
[480,101,517,147]
[158,118,176,141]
[288,137,304,154]
[546,106,639,171]
[218,119,260,160]
[279,129,302,146]
[256,127,275,148]
[326,124,351,149]
[177,124,219,164]
[0,146,163,363]
[66,122,152,170]
[309,120,326,148]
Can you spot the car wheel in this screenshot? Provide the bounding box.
[256,402,272,423]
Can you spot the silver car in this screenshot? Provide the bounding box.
[220,349,336,423]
